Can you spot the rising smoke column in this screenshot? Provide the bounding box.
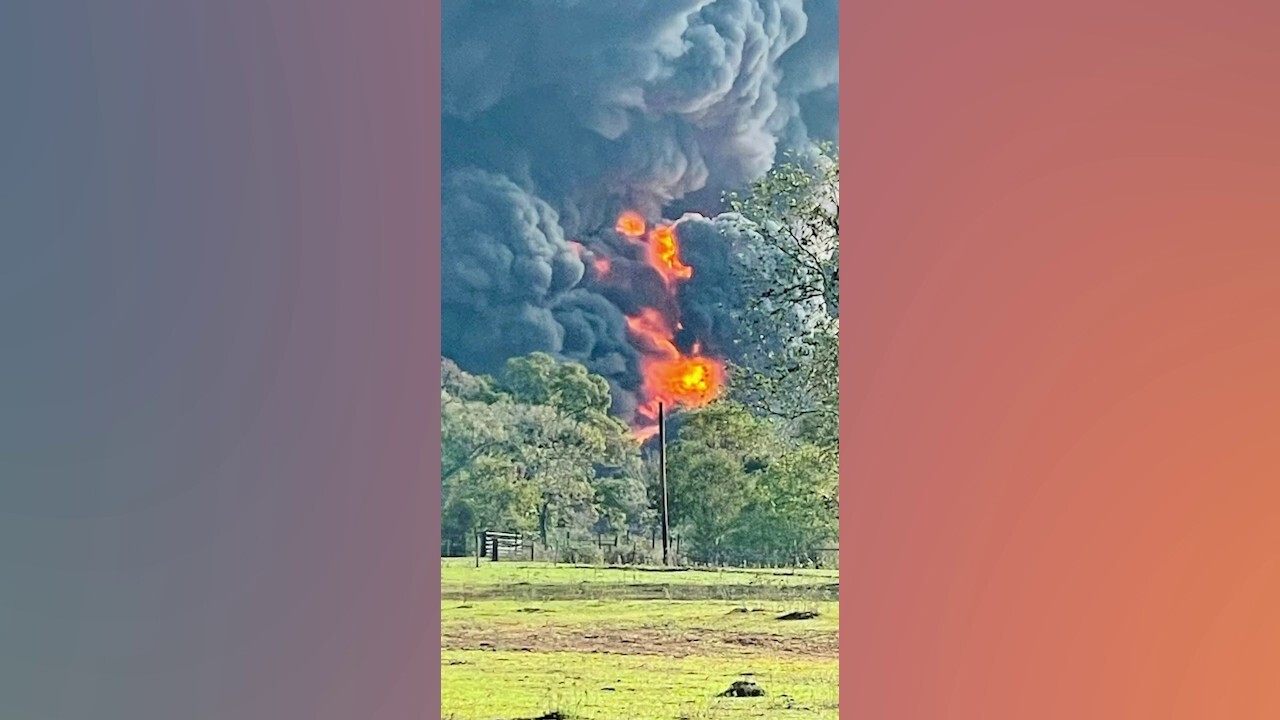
[441,0,838,424]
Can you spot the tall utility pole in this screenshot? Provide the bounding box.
[659,402,671,566]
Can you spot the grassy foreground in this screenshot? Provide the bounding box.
[441,559,839,720]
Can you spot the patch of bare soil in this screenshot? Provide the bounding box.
[442,624,838,659]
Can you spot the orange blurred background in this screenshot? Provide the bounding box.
[841,2,1280,717]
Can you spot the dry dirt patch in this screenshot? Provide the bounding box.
[442,624,837,659]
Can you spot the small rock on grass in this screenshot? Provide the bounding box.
[777,610,819,620]
[719,680,766,698]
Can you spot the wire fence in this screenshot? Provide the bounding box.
[444,528,838,570]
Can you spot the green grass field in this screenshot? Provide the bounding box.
[441,559,839,720]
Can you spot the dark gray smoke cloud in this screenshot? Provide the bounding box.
[441,0,838,419]
[670,213,751,356]
[441,168,583,370]
[550,288,643,417]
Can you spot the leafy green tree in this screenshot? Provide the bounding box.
[726,443,838,566]
[442,357,503,403]
[498,352,612,420]
[440,355,646,553]
[440,368,537,551]
[661,401,839,566]
[442,454,540,551]
[663,402,779,563]
[725,143,839,448]
[495,352,641,539]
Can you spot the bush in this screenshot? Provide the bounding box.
[556,540,603,565]
[611,543,663,566]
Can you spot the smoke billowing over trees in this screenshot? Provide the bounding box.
[442,151,840,565]
[441,0,838,422]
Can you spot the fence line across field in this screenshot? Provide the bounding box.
[460,527,838,569]
[469,528,684,564]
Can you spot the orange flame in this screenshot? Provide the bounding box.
[615,211,724,435]
[626,310,725,422]
[615,211,646,238]
[633,355,726,425]
[647,224,693,284]
[625,308,678,356]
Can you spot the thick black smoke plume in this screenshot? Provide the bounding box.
[441,0,838,419]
